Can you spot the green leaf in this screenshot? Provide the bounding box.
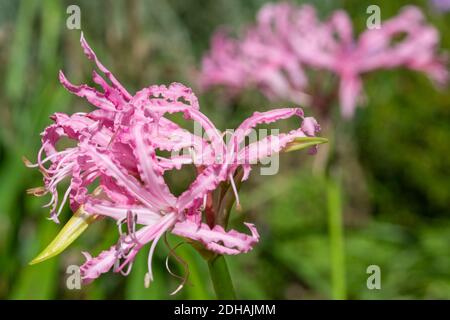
[208,255,236,299]
[125,249,168,300]
[176,245,212,299]
[11,220,59,299]
[29,207,96,265]
[283,137,328,153]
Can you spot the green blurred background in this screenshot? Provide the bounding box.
[0,0,449,299]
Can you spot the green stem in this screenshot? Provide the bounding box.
[207,255,236,299]
[327,176,347,300]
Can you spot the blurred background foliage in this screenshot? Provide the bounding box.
[0,0,449,299]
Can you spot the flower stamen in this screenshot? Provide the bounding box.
[229,173,242,211]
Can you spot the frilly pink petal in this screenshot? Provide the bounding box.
[172,220,260,255]
[301,117,320,136]
[131,123,177,209]
[237,114,320,179]
[84,199,161,225]
[80,32,132,101]
[80,142,160,210]
[339,75,363,119]
[177,165,224,212]
[232,108,305,148]
[80,248,117,284]
[59,71,117,111]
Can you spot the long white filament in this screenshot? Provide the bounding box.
[228,173,242,211]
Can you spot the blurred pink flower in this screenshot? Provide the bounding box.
[201,3,448,118]
[430,0,450,12]
[201,3,310,105]
[27,34,321,289]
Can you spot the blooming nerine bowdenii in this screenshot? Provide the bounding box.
[27,33,324,290]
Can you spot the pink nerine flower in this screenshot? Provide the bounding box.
[431,0,450,12]
[201,3,448,118]
[27,34,322,289]
[200,3,311,105]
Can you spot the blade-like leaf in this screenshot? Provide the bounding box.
[283,137,328,153]
[29,207,97,265]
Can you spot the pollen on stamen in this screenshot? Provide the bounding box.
[22,156,34,167]
[228,173,242,212]
[27,186,47,197]
[144,272,151,288]
[188,147,196,164]
[200,194,208,211]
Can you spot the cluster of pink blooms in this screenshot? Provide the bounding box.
[431,0,450,12]
[201,3,448,118]
[26,34,320,288]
